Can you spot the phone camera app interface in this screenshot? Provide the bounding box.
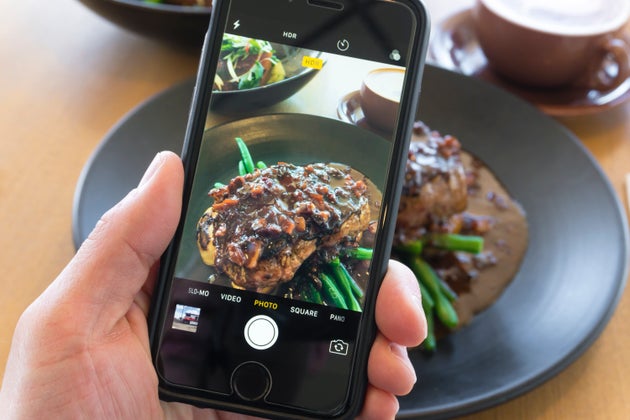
[158,0,415,412]
[179,28,406,311]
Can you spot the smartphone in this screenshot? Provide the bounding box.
[149,0,429,418]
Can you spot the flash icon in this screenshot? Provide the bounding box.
[233,19,240,30]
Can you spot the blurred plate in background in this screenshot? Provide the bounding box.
[77,0,211,46]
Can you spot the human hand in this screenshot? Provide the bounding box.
[0,152,426,419]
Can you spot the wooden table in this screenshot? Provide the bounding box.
[1,1,629,418]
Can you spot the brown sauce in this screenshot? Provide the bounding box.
[452,152,529,326]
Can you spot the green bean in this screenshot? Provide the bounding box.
[435,293,458,328]
[238,160,246,176]
[393,240,423,255]
[213,182,226,189]
[304,282,323,305]
[408,257,459,329]
[330,257,364,299]
[343,247,373,260]
[423,308,437,351]
[426,233,484,254]
[438,277,458,302]
[417,271,439,351]
[319,272,348,310]
[256,161,267,169]
[418,281,434,310]
[328,265,362,312]
[235,137,255,174]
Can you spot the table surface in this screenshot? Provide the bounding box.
[2,1,629,419]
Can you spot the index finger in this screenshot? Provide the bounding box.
[375,260,426,347]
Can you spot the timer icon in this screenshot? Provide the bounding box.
[336,39,350,52]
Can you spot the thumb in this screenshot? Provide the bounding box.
[51,151,184,330]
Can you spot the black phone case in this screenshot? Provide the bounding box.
[148,1,430,418]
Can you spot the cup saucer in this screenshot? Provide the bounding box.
[336,90,392,136]
[429,9,630,117]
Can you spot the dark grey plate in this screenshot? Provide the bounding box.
[72,65,629,418]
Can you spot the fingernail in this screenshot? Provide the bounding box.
[139,152,165,187]
[390,343,417,384]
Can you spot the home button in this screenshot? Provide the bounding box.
[231,362,271,401]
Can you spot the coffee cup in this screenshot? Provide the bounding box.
[359,68,405,132]
[472,0,630,89]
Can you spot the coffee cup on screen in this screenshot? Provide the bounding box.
[472,0,630,89]
[360,68,404,132]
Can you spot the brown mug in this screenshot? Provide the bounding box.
[359,68,405,132]
[472,0,630,89]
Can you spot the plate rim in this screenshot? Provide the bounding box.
[108,0,211,15]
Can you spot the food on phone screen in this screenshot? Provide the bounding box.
[198,162,370,289]
[196,138,380,310]
[393,122,529,351]
[213,35,286,91]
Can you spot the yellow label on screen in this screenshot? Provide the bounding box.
[302,56,324,70]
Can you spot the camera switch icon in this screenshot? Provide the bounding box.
[329,339,349,356]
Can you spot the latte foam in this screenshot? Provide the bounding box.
[481,0,630,35]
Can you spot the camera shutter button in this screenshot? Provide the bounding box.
[244,315,278,350]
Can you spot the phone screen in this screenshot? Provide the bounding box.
[154,0,427,415]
